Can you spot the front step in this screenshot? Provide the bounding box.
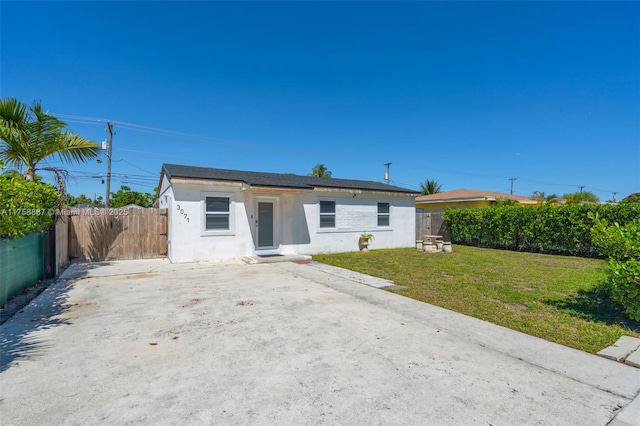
[241,254,312,264]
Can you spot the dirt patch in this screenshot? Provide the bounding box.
[60,301,100,319]
[182,298,207,307]
[488,298,529,311]
[535,257,601,269]
[504,302,529,311]
[125,273,160,279]
[157,319,225,339]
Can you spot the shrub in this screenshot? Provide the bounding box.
[0,174,59,238]
[621,192,640,203]
[444,203,640,257]
[591,217,640,320]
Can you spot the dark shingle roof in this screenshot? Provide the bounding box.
[162,164,416,194]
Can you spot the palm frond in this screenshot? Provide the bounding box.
[50,132,100,164]
[0,98,98,178]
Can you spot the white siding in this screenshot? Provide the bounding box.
[166,182,252,263]
[166,180,415,262]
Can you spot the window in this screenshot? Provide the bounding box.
[319,201,336,228]
[377,202,390,227]
[205,197,230,230]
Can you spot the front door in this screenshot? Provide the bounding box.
[257,201,275,248]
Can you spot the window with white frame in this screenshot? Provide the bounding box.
[377,202,390,227]
[205,196,230,231]
[319,201,336,228]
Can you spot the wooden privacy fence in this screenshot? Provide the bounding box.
[416,212,451,242]
[69,208,167,262]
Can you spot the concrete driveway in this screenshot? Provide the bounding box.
[1,258,639,425]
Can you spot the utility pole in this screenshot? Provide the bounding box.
[612,192,618,203]
[509,177,517,195]
[105,122,114,208]
[384,162,392,185]
[578,185,585,193]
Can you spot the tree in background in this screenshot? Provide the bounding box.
[0,98,99,183]
[562,191,600,204]
[531,190,558,204]
[621,192,640,203]
[309,164,332,178]
[493,197,519,207]
[419,179,442,195]
[64,193,105,207]
[110,185,156,208]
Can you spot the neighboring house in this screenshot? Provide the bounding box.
[415,188,538,213]
[157,164,417,263]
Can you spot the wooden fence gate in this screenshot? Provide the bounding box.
[69,208,168,262]
[416,212,451,242]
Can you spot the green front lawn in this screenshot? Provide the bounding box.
[314,245,639,353]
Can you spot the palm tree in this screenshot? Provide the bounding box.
[309,163,332,178]
[531,190,558,204]
[0,98,99,181]
[419,179,442,195]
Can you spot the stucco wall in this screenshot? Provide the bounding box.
[281,192,415,255]
[161,181,253,263]
[163,179,415,263]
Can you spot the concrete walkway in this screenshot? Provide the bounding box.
[1,258,639,425]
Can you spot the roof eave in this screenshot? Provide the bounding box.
[417,197,538,204]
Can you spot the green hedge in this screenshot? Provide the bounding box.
[592,217,640,320]
[444,203,640,257]
[0,175,59,238]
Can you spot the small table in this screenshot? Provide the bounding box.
[423,235,444,244]
[422,235,443,252]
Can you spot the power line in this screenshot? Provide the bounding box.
[119,158,156,175]
[53,112,620,195]
[74,170,156,179]
[81,115,518,188]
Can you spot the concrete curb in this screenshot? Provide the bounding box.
[610,391,640,426]
[598,336,640,363]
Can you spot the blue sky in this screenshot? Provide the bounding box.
[2,1,638,201]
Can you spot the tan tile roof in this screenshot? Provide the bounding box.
[415,188,537,203]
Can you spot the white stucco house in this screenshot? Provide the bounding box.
[157,164,417,263]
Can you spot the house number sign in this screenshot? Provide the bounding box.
[176,204,190,223]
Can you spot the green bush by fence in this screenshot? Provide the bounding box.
[444,203,640,257]
[591,217,640,320]
[0,232,44,306]
[0,174,58,239]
